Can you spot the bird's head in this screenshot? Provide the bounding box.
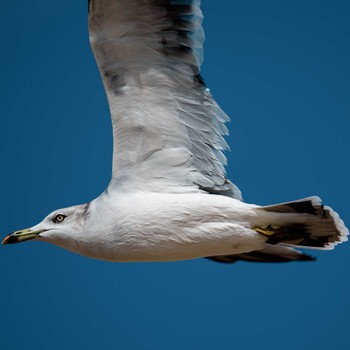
[2,204,89,247]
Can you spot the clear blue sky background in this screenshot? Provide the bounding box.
[1,1,349,349]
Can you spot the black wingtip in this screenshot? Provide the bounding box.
[206,251,316,264]
[298,253,317,262]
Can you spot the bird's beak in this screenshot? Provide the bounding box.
[2,228,46,245]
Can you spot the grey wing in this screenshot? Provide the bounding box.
[88,0,241,198]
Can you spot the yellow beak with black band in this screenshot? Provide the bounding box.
[2,228,46,245]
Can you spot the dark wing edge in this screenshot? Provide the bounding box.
[207,245,316,264]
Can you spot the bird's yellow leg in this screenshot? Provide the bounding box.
[253,225,276,237]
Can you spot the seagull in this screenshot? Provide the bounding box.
[2,0,348,263]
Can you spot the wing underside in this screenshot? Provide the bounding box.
[88,0,241,198]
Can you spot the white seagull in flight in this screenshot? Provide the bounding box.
[3,0,348,263]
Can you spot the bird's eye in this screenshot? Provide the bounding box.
[53,214,66,223]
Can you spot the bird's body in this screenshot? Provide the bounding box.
[3,0,348,263]
[41,192,263,262]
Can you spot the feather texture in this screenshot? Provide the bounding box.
[88,0,241,198]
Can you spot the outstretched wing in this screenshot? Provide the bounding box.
[88,0,241,198]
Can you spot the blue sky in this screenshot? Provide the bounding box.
[0,1,349,349]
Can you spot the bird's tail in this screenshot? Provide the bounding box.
[253,196,348,249]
